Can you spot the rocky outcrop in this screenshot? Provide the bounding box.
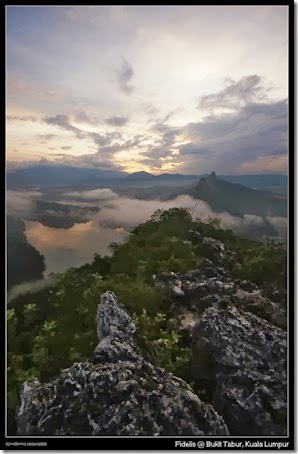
[191,304,287,436]
[16,291,229,436]
[233,288,286,330]
[153,258,286,329]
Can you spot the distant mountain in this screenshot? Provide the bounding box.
[7,164,287,193]
[126,171,287,188]
[7,166,128,189]
[218,174,287,191]
[126,171,200,181]
[126,171,155,180]
[174,171,287,218]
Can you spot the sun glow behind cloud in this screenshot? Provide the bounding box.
[6,5,288,174]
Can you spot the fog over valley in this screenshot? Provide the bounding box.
[7,185,287,282]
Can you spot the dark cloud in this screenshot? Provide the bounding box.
[151,122,182,146]
[199,75,269,111]
[61,146,72,150]
[143,147,173,159]
[43,115,85,139]
[42,115,117,151]
[177,97,288,174]
[105,116,129,127]
[136,157,166,169]
[122,135,145,148]
[140,120,182,167]
[47,151,125,172]
[178,143,207,156]
[116,60,135,94]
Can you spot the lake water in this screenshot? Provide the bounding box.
[24,220,129,275]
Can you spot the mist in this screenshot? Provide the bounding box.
[7,188,287,292]
[7,190,41,217]
[7,275,56,304]
[93,192,286,238]
[62,188,119,201]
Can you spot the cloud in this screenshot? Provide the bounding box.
[7,71,288,177]
[40,115,123,162]
[61,146,72,150]
[8,276,56,303]
[266,215,287,238]
[38,134,57,142]
[198,75,269,111]
[63,188,118,201]
[139,121,183,167]
[84,192,286,240]
[43,114,85,139]
[105,116,129,127]
[176,91,288,174]
[19,188,286,277]
[240,154,288,173]
[7,190,41,217]
[74,111,98,125]
[116,59,135,94]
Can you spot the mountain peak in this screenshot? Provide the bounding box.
[126,171,154,179]
[208,171,217,181]
[196,177,209,190]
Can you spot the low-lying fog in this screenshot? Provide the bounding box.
[8,188,287,277]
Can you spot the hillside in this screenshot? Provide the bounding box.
[8,208,287,435]
[7,216,45,289]
[174,171,287,217]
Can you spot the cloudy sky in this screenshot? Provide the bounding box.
[6,5,288,175]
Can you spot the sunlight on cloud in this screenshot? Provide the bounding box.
[240,154,288,173]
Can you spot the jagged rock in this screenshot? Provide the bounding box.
[191,305,287,436]
[233,288,287,330]
[153,260,235,310]
[154,259,285,329]
[16,291,229,436]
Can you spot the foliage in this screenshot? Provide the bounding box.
[7,207,287,434]
[133,310,191,381]
[234,242,287,289]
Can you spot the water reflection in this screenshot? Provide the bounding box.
[25,220,129,274]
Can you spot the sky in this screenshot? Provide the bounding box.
[6,5,288,175]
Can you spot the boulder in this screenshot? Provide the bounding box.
[233,288,287,329]
[154,260,286,329]
[191,304,287,435]
[16,291,229,436]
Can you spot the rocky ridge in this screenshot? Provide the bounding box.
[192,305,287,435]
[16,292,228,436]
[153,255,286,330]
[16,235,287,436]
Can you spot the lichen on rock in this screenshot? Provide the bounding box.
[16,291,229,436]
[191,304,287,435]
